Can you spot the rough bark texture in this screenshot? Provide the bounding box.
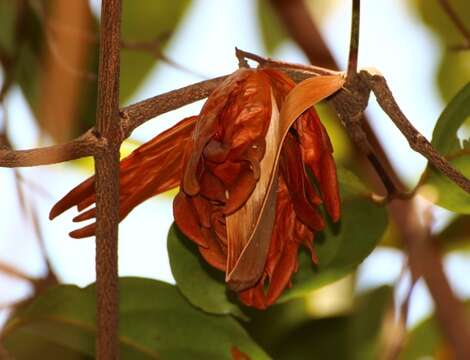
[94,0,122,358]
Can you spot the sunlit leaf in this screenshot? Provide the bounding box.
[168,225,247,319]
[420,83,470,213]
[3,278,270,360]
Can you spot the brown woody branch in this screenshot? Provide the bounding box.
[121,76,226,137]
[0,130,101,167]
[93,0,121,358]
[362,71,470,193]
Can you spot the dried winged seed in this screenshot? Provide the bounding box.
[203,139,230,163]
[198,227,226,271]
[211,211,228,246]
[296,111,340,221]
[183,69,254,196]
[191,196,212,228]
[50,116,197,236]
[199,170,226,203]
[280,133,325,231]
[73,207,95,222]
[223,166,257,215]
[229,74,344,285]
[318,153,341,221]
[266,240,300,305]
[205,160,242,188]
[173,192,208,248]
[225,91,280,291]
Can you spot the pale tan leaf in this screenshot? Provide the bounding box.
[226,91,280,290]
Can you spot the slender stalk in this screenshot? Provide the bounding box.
[94,0,122,358]
[347,0,360,77]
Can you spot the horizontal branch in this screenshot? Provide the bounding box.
[0,130,102,168]
[121,76,227,137]
[0,77,228,168]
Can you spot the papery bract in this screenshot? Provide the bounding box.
[50,68,344,309]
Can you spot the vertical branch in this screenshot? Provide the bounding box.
[347,0,360,77]
[94,0,122,359]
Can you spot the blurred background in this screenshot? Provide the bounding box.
[0,0,469,347]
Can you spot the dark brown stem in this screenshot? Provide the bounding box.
[269,0,405,196]
[94,0,121,358]
[438,0,470,47]
[347,0,360,77]
[363,71,470,193]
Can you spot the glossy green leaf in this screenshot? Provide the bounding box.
[421,83,470,214]
[402,302,470,359]
[120,0,191,102]
[257,0,288,54]
[168,224,247,319]
[2,278,269,360]
[279,169,388,302]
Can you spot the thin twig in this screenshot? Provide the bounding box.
[0,130,102,167]
[438,0,470,47]
[347,0,360,77]
[0,261,35,283]
[94,0,122,358]
[121,76,227,137]
[122,37,206,79]
[362,71,470,193]
[235,48,339,76]
[268,0,406,197]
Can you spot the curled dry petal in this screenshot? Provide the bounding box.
[49,116,197,238]
[50,67,343,309]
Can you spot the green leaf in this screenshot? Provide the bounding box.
[435,215,470,250]
[0,0,17,55]
[420,83,470,214]
[169,167,387,309]
[257,0,288,54]
[168,225,247,319]
[402,302,470,359]
[413,0,470,102]
[265,286,393,360]
[279,169,388,302]
[3,278,270,360]
[120,0,191,103]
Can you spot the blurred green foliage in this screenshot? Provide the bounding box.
[420,83,470,214]
[412,0,470,101]
[3,278,270,360]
